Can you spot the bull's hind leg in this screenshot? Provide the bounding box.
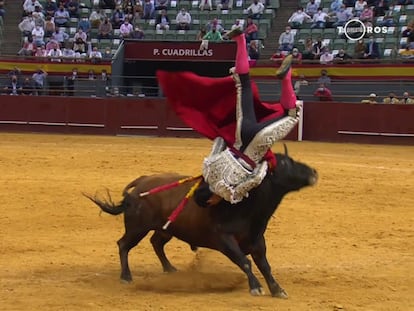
[150,231,177,273]
[219,234,264,296]
[250,236,288,298]
[117,230,149,283]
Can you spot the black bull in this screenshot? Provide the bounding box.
[86,148,318,298]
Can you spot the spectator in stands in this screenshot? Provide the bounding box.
[354,0,367,17]
[4,75,23,96]
[330,0,343,13]
[288,7,311,28]
[301,37,314,60]
[319,47,334,64]
[142,0,155,20]
[359,5,373,23]
[23,0,42,16]
[102,47,113,60]
[89,8,104,28]
[203,26,223,42]
[98,17,113,40]
[0,0,4,18]
[294,74,309,99]
[19,15,36,38]
[291,47,302,63]
[312,36,323,59]
[206,18,224,34]
[32,24,45,47]
[333,4,353,27]
[18,37,36,57]
[123,3,136,23]
[334,48,352,63]
[78,17,91,35]
[353,39,365,59]
[53,27,70,47]
[378,9,394,27]
[398,0,413,4]
[361,93,378,104]
[67,0,80,18]
[73,28,87,54]
[131,26,145,39]
[217,0,233,11]
[21,78,34,96]
[119,18,133,38]
[155,0,169,11]
[111,6,125,28]
[311,7,329,29]
[248,40,260,60]
[54,4,70,27]
[305,0,318,18]
[247,0,264,20]
[100,0,116,9]
[313,83,333,101]
[32,5,45,27]
[62,43,77,59]
[374,0,388,17]
[45,35,60,52]
[317,69,331,85]
[48,45,63,62]
[44,16,55,38]
[364,36,380,59]
[383,92,399,104]
[196,27,207,41]
[244,17,258,43]
[402,22,414,49]
[32,68,47,95]
[34,44,47,58]
[89,46,103,63]
[400,92,414,104]
[176,8,192,31]
[278,25,294,52]
[44,0,58,18]
[156,9,170,31]
[231,19,243,31]
[199,0,212,11]
[269,48,285,63]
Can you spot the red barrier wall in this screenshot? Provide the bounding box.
[0,96,413,145]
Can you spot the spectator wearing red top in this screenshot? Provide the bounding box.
[269,49,285,63]
[313,83,333,101]
[244,17,258,43]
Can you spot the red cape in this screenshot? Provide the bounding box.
[157,70,285,145]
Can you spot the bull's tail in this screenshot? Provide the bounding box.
[83,190,127,215]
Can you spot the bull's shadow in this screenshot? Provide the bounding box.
[86,146,318,298]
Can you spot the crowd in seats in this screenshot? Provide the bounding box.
[279,0,414,63]
[14,0,275,62]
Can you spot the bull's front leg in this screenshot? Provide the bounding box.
[250,235,288,298]
[219,234,264,296]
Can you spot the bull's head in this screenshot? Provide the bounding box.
[272,144,318,192]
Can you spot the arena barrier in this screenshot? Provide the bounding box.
[0,96,413,145]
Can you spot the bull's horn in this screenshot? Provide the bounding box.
[283,143,288,156]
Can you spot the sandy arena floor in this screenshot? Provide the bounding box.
[0,133,413,311]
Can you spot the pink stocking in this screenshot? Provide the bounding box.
[233,34,249,75]
[279,68,297,110]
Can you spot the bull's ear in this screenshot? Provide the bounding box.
[283,143,289,156]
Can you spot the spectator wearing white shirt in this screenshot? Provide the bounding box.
[199,0,212,11]
[305,0,318,18]
[231,19,243,31]
[354,0,367,17]
[176,8,192,30]
[23,0,42,15]
[247,0,264,20]
[47,46,63,62]
[19,16,36,37]
[311,8,328,29]
[288,7,311,28]
[278,26,294,52]
[319,48,334,64]
[31,25,45,47]
[119,18,133,38]
[89,46,103,63]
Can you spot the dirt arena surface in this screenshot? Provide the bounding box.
[0,133,413,311]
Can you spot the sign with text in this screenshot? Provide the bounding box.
[124,40,236,62]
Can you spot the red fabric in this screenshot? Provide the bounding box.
[157,70,286,146]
